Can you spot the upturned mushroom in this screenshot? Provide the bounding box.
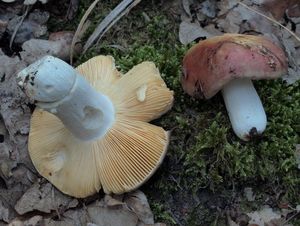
[182,34,288,141]
[17,55,174,198]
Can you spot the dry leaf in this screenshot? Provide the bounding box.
[88,206,138,226]
[244,187,255,201]
[124,190,154,225]
[295,144,300,169]
[217,0,238,16]
[0,200,9,223]
[0,52,33,221]
[179,21,212,45]
[262,0,298,20]
[104,194,125,207]
[87,223,100,226]
[44,208,88,226]
[247,206,282,226]
[0,185,25,222]
[37,191,159,226]
[24,0,48,5]
[7,9,49,45]
[14,182,78,215]
[200,0,217,18]
[181,0,192,17]
[20,31,81,64]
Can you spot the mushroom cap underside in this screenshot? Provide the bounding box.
[28,56,174,198]
[182,33,288,99]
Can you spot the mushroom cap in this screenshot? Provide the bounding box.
[182,34,288,99]
[28,56,174,198]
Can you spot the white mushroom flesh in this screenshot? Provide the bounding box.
[221,78,267,141]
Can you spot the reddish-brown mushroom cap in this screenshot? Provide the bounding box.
[182,34,288,99]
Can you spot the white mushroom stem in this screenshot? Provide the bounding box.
[221,78,267,141]
[17,55,115,141]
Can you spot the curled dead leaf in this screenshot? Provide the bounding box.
[179,21,212,45]
[14,182,78,215]
[124,190,154,225]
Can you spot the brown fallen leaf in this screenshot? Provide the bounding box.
[9,216,44,226]
[14,182,78,215]
[262,0,298,20]
[8,190,164,226]
[124,190,154,225]
[88,206,138,226]
[44,208,89,226]
[0,50,33,223]
[20,31,82,64]
[0,185,25,223]
[104,194,125,207]
[0,200,9,223]
[7,9,49,45]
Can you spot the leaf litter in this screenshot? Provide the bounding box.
[0,0,299,225]
[179,0,300,84]
[9,190,163,226]
[0,1,166,225]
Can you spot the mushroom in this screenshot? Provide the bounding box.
[17,55,174,198]
[181,34,288,141]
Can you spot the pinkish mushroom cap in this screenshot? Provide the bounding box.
[182,34,288,99]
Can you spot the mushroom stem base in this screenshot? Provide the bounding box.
[221,78,267,141]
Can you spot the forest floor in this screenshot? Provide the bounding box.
[0,0,299,225]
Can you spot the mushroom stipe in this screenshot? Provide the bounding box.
[182,34,288,141]
[18,55,174,198]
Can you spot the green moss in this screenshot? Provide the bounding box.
[150,201,177,225]
[182,80,300,194]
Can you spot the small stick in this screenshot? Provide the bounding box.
[9,5,31,49]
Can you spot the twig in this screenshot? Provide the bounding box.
[70,0,100,64]
[83,0,141,53]
[283,210,300,225]
[168,210,184,226]
[9,5,31,49]
[238,1,300,43]
[52,186,61,220]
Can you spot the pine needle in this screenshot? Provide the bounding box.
[70,0,100,65]
[83,0,141,53]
